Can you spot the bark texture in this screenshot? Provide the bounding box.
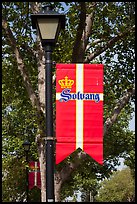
[2,2,135,202]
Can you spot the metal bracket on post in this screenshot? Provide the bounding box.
[45,137,55,140]
[45,59,52,64]
[43,137,56,144]
[47,199,54,202]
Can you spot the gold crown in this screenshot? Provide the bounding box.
[58,76,74,89]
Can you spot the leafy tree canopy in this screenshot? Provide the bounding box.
[95,167,135,202]
[2,2,135,202]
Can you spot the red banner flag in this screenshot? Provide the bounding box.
[29,161,41,189]
[56,64,104,165]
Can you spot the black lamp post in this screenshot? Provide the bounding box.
[31,5,65,202]
[22,140,31,202]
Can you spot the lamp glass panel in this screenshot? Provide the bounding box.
[37,18,59,40]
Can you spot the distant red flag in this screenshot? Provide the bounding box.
[29,161,41,189]
[56,64,104,165]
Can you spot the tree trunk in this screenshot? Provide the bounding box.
[55,175,62,202]
[37,138,46,202]
[37,134,62,202]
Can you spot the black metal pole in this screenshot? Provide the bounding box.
[26,151,29,202]
[45,44,55,202]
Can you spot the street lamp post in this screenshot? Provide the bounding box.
[22,140,31,202]
[31,5,65,202]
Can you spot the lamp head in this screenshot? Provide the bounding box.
[22,140,31,152]
[31,5,65,46]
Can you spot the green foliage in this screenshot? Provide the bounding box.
[2,158,41,202]
[2,155,40,201]
[95,167,135,202]
[2,57,39,201]
[2,2,135,202]
[2,158,25,202]
[59,149,117,201]
[124,131,135,178]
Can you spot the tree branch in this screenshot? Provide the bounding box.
[84,25,135,62]
[2,18,41,110]
[72,2,86,62]
[104,84,135,135]
[57,151,87,184]
[85,39,104,52]
[2,18,45,135]
[30,2,41,14]
[83,2,96,50]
